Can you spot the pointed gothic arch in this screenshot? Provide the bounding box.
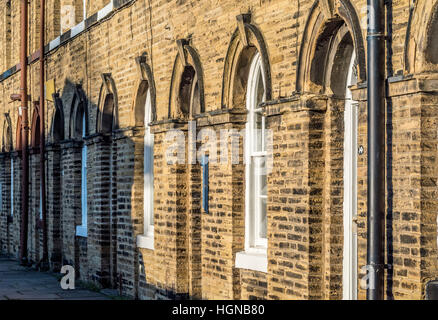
[30,107,41,148]
[69,84,88,140]
[51,93,65,143]
[168,39,205,119]
[132,54,157,126]
[221,13,272,109]
[96,73,118,133]
[404,0,438,74]
[296,0,366,93]
[2,113,13,152]
[16,116,22,151]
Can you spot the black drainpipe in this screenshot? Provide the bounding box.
[367,0,386,300]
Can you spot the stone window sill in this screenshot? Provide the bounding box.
[235,248,267,273]
[137,234,154,250]
[76,225,87,238]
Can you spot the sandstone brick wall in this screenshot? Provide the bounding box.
[0,0,438,300]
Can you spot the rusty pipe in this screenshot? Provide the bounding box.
[40,0,48,266]
[19,0,29,266]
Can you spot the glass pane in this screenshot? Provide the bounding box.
[260,171,267,196]
[255,112,263,152]
[254,156,268,240]
[149,138,154,226]
[256,68,265,107]
[258,158,267,239]
[259,197,267,239]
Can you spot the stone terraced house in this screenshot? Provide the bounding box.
[0,0,437,300]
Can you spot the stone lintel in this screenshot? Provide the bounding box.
[196,108,247,127]
[264,93,328,115]
[0,152,10,159]
[388,73,438,98]
[11,150,22,159]
[83,132,112,146]
[29,147,41,155]
[59,139,83,150]
[45,143,61,152]
[112,126,145,140]
[149,118,188,133]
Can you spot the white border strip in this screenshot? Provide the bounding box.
[97,2,114,20]
[49,36,61,51]
[71,21,85,38]
[46,2,116,53]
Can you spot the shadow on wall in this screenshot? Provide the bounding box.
[43,76,152,297]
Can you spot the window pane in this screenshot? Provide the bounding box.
[255,112,263,152]
[254,156,267,240]
[144,89,154,232]
[259,196,267,239]
[256,68,265,107]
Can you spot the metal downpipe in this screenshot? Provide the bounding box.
[19,0,29,266]
[366,0,386,300]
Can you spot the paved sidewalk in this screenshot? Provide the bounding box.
[0,256,112,300]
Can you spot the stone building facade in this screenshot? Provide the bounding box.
[0,0,437,300]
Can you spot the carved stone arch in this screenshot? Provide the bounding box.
[336,0,365,80]
[30,106,40,148]
[16,116,22,151]
[168,39,205,119]
[296,0,366,93]
[2,113,13,152]
[323,24,356,96]
[404,0,438,74]
[96,73,118,133]
[51,93,65,143]
[221,13,272,109]
[69,84,89,140]
[132,54,157,127]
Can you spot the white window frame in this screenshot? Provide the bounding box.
[76,113,88,237]
[0,182,2,216]
[235,52,268,273]
[39,184,43,220]
[137,89,155,250]
[83,0,87,20]
[343,51,358,300]
[10,157,13,217]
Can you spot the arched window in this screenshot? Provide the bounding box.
[168,41,205,118]
[16,116,22,151]
[138,88,154,249]
[97,74,118,134]
[178,65,202,117]
[245,52,267,250]
[343,51,358,300]
[11,157,14,217]
[76,111,87,237]
[10,156,13,217]
[52,94,65,143]
[2,116,13,218]
[69,85,88,140]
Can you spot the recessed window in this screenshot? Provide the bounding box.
[10,158,13,217]
[39,185,43,220]
[246,52,268,249]
[137,88,155,250]
[76,112,87,237]
[236,51,268,273]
